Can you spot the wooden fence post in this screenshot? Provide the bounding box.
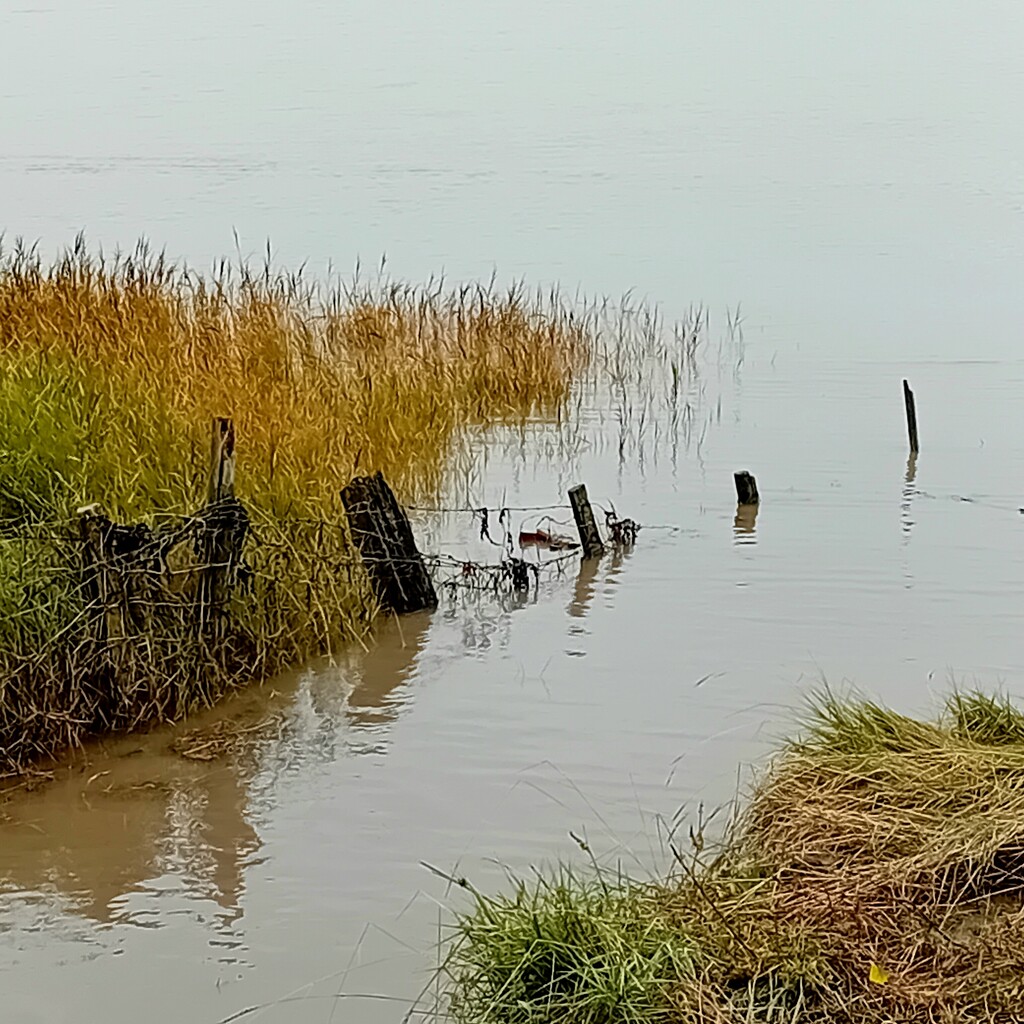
[200,417,245,637]
[79,504,126,645]
[208,416,236,504]
[903,379,920,454]
[568,484,605,559]
[734,471,760,506]
[341,471,438,614]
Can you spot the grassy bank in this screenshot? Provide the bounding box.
[0,237,591,773]
[441,692,1024,1023]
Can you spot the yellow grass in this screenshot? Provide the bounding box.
[0,235,593,771]
[0,236,590,520]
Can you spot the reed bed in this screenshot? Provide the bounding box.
[441,692,1024,1023]
[0,236,594,773]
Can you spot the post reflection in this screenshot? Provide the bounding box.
[901,452,918,538]
[343,611,433,728]
[565,545,632,649]
[0,750,258,929]
[568,556,601,619]
[0,610,436,931]
[733,502,759,544]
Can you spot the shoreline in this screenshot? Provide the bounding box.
[440,691,1024,1023]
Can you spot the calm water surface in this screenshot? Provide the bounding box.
[3,3,1024,1022]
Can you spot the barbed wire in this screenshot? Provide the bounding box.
[405,503,572,514]
[0,488,652,615]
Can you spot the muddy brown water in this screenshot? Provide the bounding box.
[5,2,1024,1022]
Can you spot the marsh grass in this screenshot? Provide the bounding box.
[0,235,597,772]
[440,691,1024,1023]
[443,868,695,1024]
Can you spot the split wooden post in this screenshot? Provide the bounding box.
[341,471,438,614]
[903,379,920,454]
[568,484,605,559]
[734,471,760,506]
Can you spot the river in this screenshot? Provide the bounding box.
[3,2,1024,1022]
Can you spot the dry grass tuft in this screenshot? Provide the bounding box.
[442,691,1024,1023]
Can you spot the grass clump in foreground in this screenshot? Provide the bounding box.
[444,867,696,1024]
[0,236,592,773]
[442,691,1024,1023]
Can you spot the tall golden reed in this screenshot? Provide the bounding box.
[0,235,592,772]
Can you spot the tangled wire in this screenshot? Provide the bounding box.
[604,506,640,546]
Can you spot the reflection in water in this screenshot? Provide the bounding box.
[565,546,633,655]
[733,503,759,544]
[249,612,433,780]
[439,587,539,654]
[607,544,633,581]
[344,612,433,729]
[902,453,919,539]
[568,557,601,620]
[0,613,436,937]
[185,770,260,928]
[0,755,257,931]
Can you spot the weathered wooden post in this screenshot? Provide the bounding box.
[341,471,438,614]
[78,504,126,644]
[734,471,759,506]
[903,379,920,454]
[199,417,246,638]
[208,416,236,504]
[568,484,605,559]
[78,503,130,728]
